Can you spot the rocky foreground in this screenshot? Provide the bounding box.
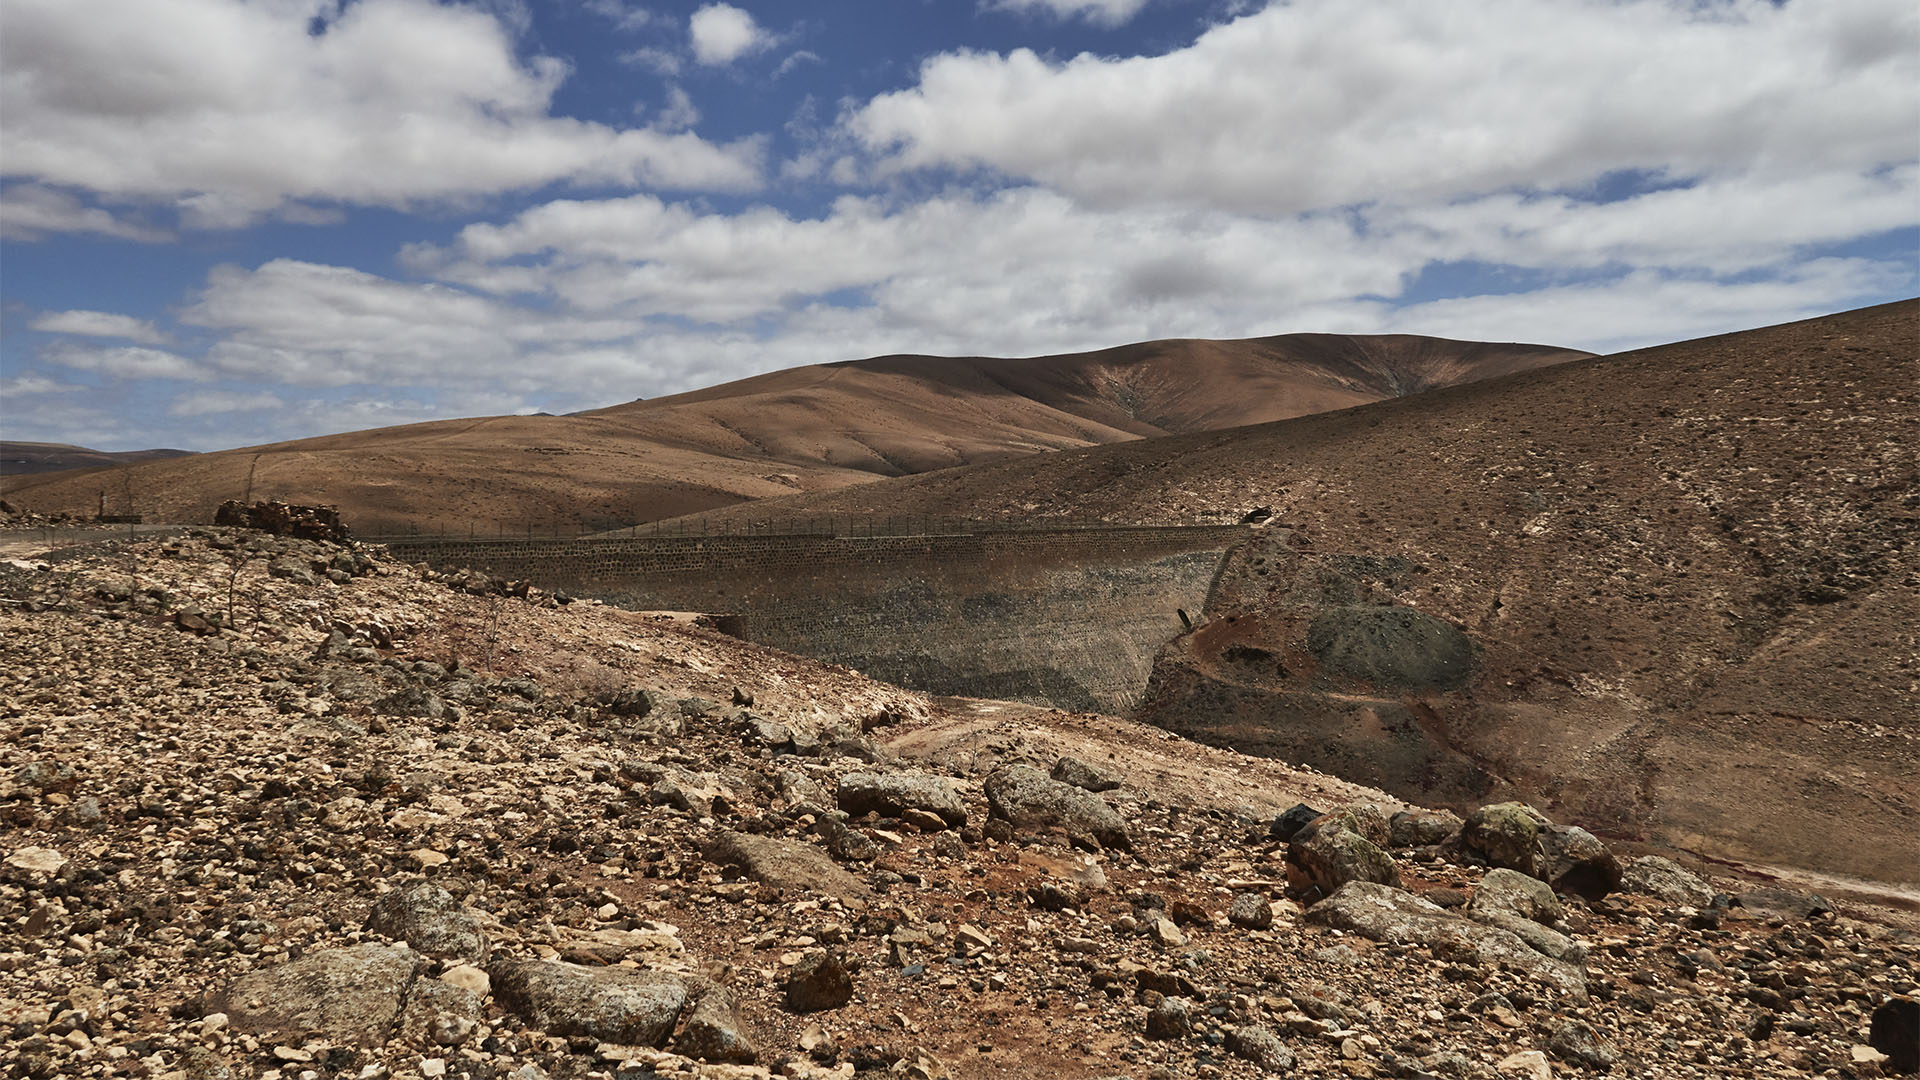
[2,529,1916,1080]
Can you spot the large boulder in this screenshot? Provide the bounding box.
[1306,882,1586,1000]
[488,958,690,1047]
[1620,855,1714,906]
[1286,818,1400,895]
[785,949,855,1012]
[367,879,489,964]
[1539,825,1622,899]
[1460,802,1547,876]
[1050,756,1121,793]
[675,986,758,1064]
[704,829,872,903]
[206,943,425,1046]
[1870,996,1918,1074]
[1390,808,1463,848]
[1467,868,1585,964]
[1469,868,1564,927]
[836,771,967,827]
[1460,803,1620,899]
[1316,803,1392,846]
[1226,1025,1296,1072]
[984,765,1131,851]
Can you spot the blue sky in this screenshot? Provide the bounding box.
[2,0,1915,452]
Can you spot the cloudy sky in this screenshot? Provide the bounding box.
[2,0,1915,452]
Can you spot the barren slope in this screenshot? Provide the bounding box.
[0,334,1581,533]
[0,441,194,477]
[3,528,1912,1080]
[672,300,1920,883]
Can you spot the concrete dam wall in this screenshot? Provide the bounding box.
[383,526,1248,712]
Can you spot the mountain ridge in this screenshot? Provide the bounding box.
[1,331,1584,532]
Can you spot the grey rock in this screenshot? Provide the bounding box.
[1546,1017,1620,1069]
[1473,910,1589,964]
[1459,802,1547,877]
[1305,881,1586,1000]
[488,958,690,1046]
[1461,803,1620,899]
[837,771,967,827]
[1390,808,1462,847]
[206,942,424,1046]
[1050,755,1121,793]
[675,986,757,1064]
[367,880,490,964]
[177,1046,235,1080]
[267,556,318,586]
[1144,996,1192,1040]
[984,764,1131,850]
[1733,887,1834,921]
[740,715,793,748]
[1539,825,1621,899]
[1620,855,1714,906]
[1468,868,1564,927]
[1226,1025,1295,1071]
[66,796,104,826]
[1270,802,1324,842]
[785,949,854,1012]
[1318,803,1392,846]
[816,815,879,862]
[396,979,484,1045]
[371,687,446,721]
[1227,892,1274,929]
[704,829,872,902]
[1287,820,1400,894]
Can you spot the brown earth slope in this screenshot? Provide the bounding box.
[0,334,1582,533]
[0,441,194,478]
[671,300,1920,884]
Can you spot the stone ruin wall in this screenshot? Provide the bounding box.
[384,526,1249,713]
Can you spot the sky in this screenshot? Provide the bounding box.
[1,0,1915,453]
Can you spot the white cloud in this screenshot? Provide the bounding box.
[167,390,285,416]
[621,46,683,76]
[179,259,646,391]
[0,374,86,396]
[584,0,657,32]
[0,184,170,242]
[1380,259,1914,355]
[29,309,170,344]
[689,3,769,66]
[853,0,1919,214]
[1377,166,1920,276]
[44,343,207,380]
[648,86,701,132]
[0,0,763,229]
[772,50,822,79]
[987,0,1151,27]
[0,398,132,449]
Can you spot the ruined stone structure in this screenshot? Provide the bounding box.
[383,526,1249,712]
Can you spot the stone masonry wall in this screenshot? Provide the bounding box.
[384,526,1247,712]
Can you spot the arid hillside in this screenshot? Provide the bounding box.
[671,300,1920,884]
[0,441,194,478]
[0,334,1582,534]
[3,527,1913,1079]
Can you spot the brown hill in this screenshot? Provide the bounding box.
[0,334,1582,533]
[670,300,1920,883]
[0,440,194,478]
